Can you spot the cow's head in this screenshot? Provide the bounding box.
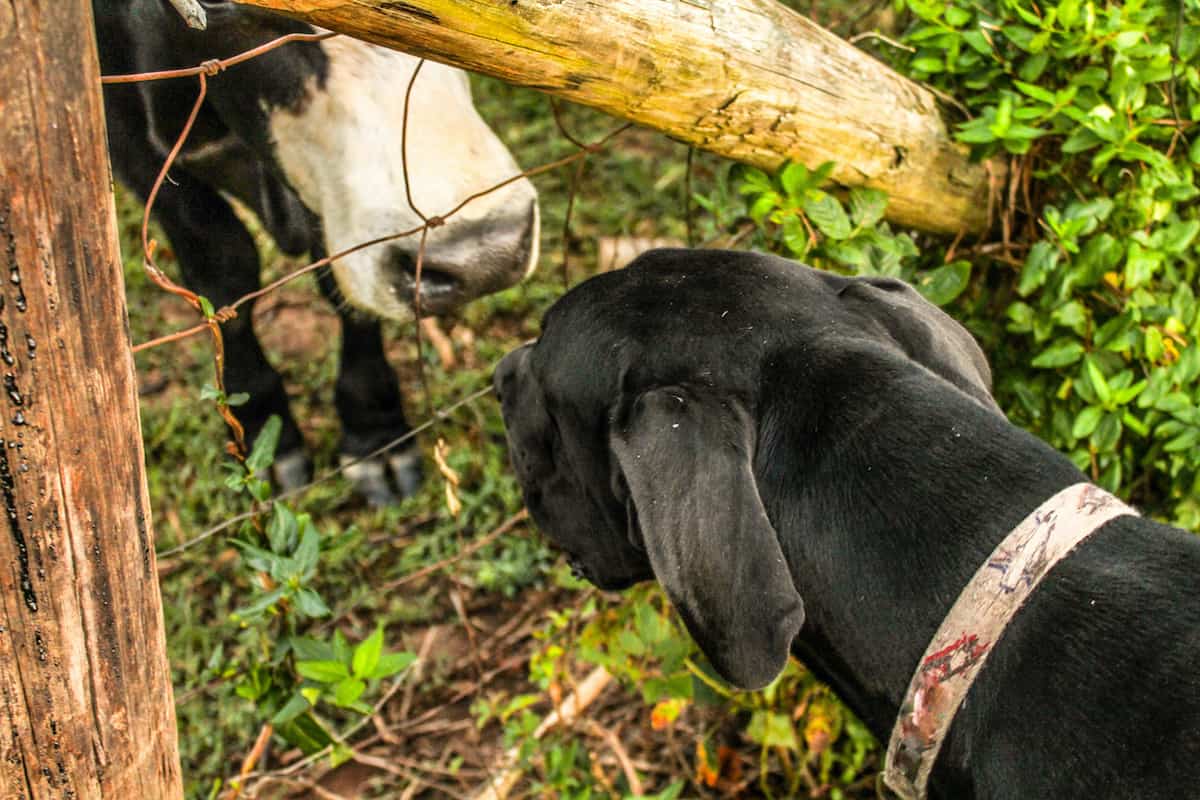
[155,0,540,319]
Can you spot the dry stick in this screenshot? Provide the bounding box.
[350,752,472,799]
[472,667,614,800]
[225,722,274,800]
[560,156,587,289]
[420,318,457,369]
[586,720,643,797]
[398,625,442,724]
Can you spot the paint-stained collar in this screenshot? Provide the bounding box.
[882,482,1136,799]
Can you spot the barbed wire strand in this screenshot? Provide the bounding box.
[685,145,697,248]
[400,59,436,416]
[100,31,338,85]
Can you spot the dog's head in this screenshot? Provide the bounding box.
[495,249,998,690]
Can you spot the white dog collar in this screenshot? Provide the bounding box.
[882,482,1137,799]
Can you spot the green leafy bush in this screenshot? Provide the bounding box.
[897,0,1200,528]
[740,0,1200,527]
[552,1,1200,794]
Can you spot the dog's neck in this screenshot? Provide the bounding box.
[755,351,1085,739]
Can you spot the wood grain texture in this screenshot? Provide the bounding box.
[0,1,184,797]
[233,0,997,236]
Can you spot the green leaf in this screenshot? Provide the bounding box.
[198,295,215,318]
[749,192,780,223]
[1072,406,1103,439]
[268,503,298,554]
[1013,80,1055,104]
[1164,427,1200,452]
[780,214,810,256]
[916,261,972,306]
[1032,340,1085,368]
[290,636,335,662]
[746,710,799,750]
[1085,357,1113,407]
[271,692,312,725]
[848,188,888,227]
[369,651,417,680]
[1092,412,1123,452]
[1051,300,1088,335]
[226,392,250,407]
[779,162,811,200]
[1019,241,1059,296]
[738,167,774,194]
[293,588,330,618]
[246,415,283,475]
[911,56,944,73]
[293,525,321,577]
[276,712,334,756]
[802,193,852,240]
[296,659,350,684]
[330,742,355,769]
[1161,220,1200,254]
[1061,127,1102,153]
[1124,242,1160,289]
[334,678,366,707]
[944,5,970,26]
[352,626,385,678]
[232,586,286,620]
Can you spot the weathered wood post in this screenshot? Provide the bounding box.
[0,2,184,797]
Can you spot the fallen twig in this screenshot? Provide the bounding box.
[472,666,614,800]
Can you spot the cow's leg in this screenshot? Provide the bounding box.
[316,268,423,506]
[103,86,310,489]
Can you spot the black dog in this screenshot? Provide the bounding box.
[494,248,1200,798]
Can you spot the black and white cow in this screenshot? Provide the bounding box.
[96,0,540,504]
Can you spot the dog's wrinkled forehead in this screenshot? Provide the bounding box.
[533,248,998,413]
[534,250,798,398]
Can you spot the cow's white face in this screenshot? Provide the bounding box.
[269,36,539,320]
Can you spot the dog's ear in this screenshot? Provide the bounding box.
[611,387,804,690]
[840,276,1002,414]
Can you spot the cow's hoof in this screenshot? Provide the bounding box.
[388,447,424,500]
[339,444,424,508]
[272,449,313,493]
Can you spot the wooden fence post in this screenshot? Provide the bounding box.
[0,2,184,797]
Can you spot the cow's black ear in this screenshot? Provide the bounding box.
[839,276,1002,414]
[611,387,804,690]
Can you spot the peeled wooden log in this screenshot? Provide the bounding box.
[233,0,995,236]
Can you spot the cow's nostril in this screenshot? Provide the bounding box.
[385,248,461,314]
